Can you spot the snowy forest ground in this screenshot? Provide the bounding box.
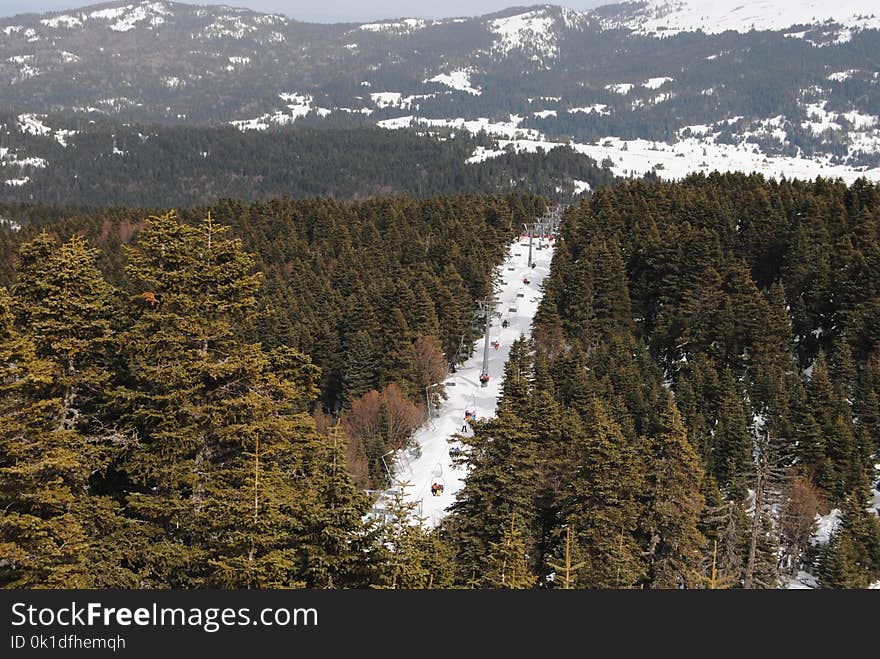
[381,235,555,527]
[786,469,880,588]
[369,221,880,588]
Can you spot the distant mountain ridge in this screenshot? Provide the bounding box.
[1,0,879,195]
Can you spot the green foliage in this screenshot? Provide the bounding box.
[557,399,645,588]
[818,490,880,589]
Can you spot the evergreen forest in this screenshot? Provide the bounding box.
[0,119,617,207]
[1,174,879,588]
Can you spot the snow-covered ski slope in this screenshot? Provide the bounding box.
[390,234,555,527]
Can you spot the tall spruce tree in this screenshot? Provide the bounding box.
[12,232,115,431]
[712,369,752,497]
[642,395,707,588]
[116,211,345,587]
[557,398,645,588]
[0,287,94,587]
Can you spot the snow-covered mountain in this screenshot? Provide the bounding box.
[2,0,880,193]
[596,0,880,38]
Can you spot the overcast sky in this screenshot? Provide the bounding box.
[0,1,608,22]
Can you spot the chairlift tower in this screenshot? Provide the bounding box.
[523,223,535,268]
[476,298,495,387]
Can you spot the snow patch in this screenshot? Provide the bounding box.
[379,114,541,141]
[840,109,878,130]
[336,107,374,116]
[487,7,580,62]
[425,69,481,95]
[802,101,842,134]
[370,92,404,109]
[572,179,592,194]
[229,92,328,130]
[376,115,415,130]
[568,104,610,115]
[466,145,507,163]
[41,15,82,28]
[606,83,635,95]
[360,18,427,33]
[17,113,52,137]
[471,131,880,184]
[828,70,858,82]
[643,76,673,89]
[0,217,22,231]
[369,91,435,109]
[86,2,172,32]
[813,508,841,546]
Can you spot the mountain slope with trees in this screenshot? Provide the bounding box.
[2,177,879,587]
[443,173,880,588]
[0,116,616,206]
[1,1,878,181]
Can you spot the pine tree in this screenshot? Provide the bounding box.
[483,517,535,588]
[558,256,596,350]
[799,354,860,500]
[342,330,377,405]
[498,336,533,418]
[377,488,455,589]
[291,426,379,588]
[642,395,707,588]
[558,398,645,588]
[116,211,334,587]
[712,369,752,497]
[0,287,95,587]
[12,232,115,431]
[818,488,880,589]
[446,408,540,581]
[589,239,634,342]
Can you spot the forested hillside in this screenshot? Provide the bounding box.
[2,178,879,589]
[0,193,550,588]
[444,174,880,588]
[0,117,615,206]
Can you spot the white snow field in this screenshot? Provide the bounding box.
[384,234,555,527]
[601,0,880,37]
